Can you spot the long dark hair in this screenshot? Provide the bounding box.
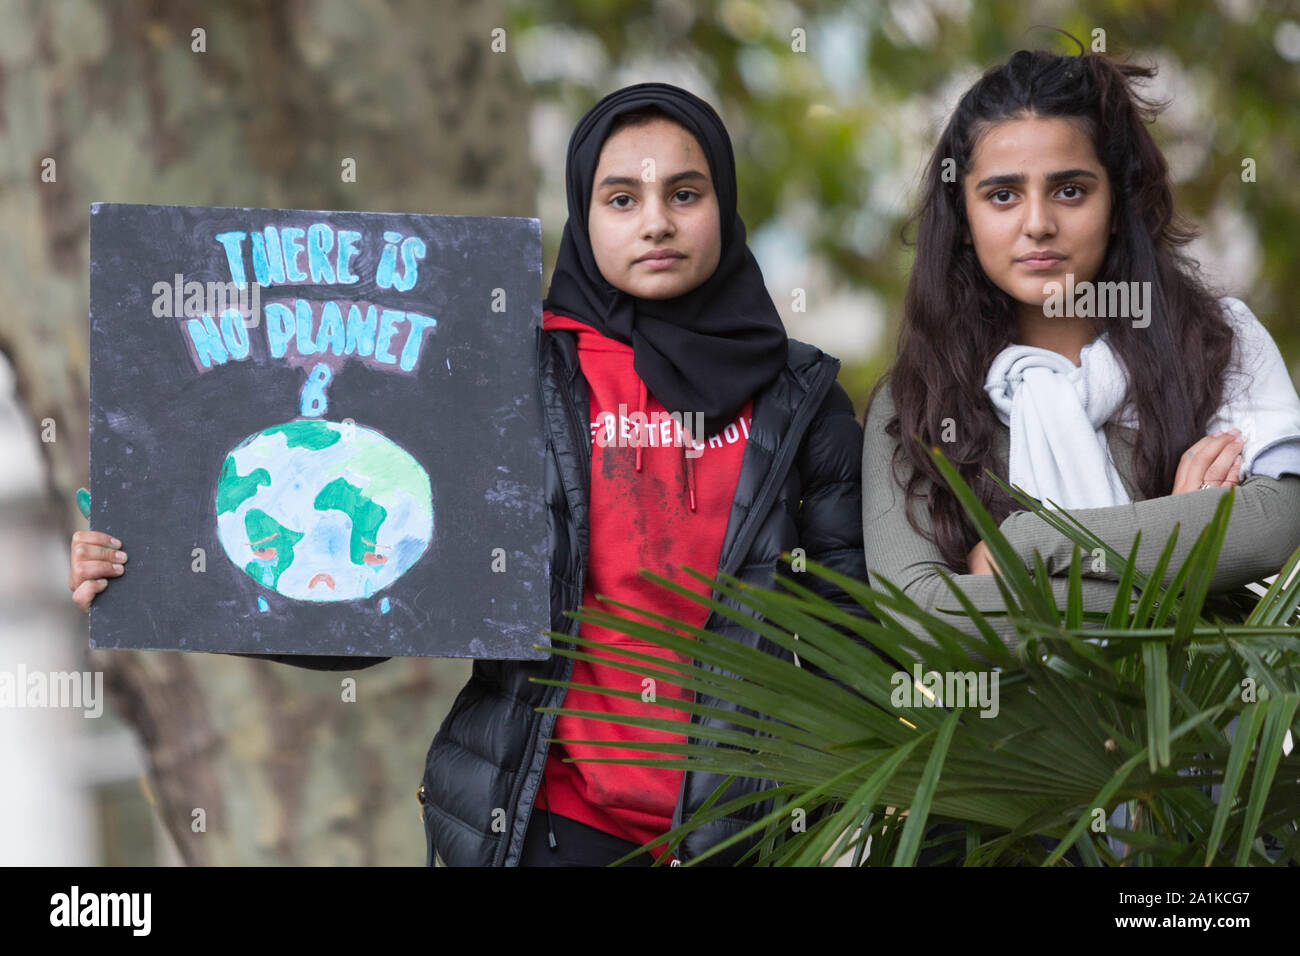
[870,47,1236,570]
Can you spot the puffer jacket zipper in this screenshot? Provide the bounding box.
[541,333,591,853]
[668,356,839,864]
[505,329,589,864]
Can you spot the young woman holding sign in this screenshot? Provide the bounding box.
[70,83,870,867]
[862,48,1300,646]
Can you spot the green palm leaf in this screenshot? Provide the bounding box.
[539,447,1300,865]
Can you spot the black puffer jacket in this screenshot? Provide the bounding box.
[257,326,868,866]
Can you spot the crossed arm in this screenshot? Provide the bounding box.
[860,388,1300,654]
[998,473,1300,591]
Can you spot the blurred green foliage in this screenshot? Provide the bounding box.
[508,0,1300,414]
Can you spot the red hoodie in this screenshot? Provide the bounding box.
[535,310,753,862]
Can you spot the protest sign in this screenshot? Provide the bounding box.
[88,203,547,659]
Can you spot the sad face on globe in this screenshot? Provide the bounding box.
[215,418,433,607]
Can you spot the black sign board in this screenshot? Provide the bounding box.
[88,203,548,659]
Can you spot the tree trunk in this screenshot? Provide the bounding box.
[0,0,534,864]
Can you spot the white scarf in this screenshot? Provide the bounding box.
[983,297,1300,510]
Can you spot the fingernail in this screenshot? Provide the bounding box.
[114,551,127,561]
[112,564,123,573]
[110,537,121,548]
[97,579,107,587]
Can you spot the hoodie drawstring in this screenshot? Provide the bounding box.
[635,376,696,513]
[635,379,646,474]
[684,447,696,513]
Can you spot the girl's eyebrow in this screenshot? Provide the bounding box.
[974,168,1100,190]
[596,169,709,189]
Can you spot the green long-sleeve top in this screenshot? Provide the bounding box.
[861,382,1300,651]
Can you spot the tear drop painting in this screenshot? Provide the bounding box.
[89,203,548,659]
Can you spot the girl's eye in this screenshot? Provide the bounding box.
[1057,183,1086,200]
[610,194,634,209]
[673,189,697,203]
[990,189,1016,204]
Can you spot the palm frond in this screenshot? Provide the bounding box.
[539,447,1300,865]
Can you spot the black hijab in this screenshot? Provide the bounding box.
[543,82,788,438]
